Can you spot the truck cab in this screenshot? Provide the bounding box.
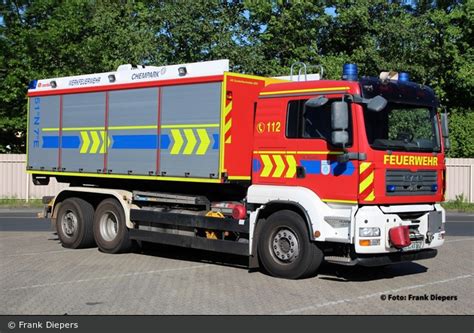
[250,66,446,269]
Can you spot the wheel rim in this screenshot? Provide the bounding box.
[99,211,119,242]
[61,210,78,238]
[270,227,300,263]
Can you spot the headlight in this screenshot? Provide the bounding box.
[359,227,381,237]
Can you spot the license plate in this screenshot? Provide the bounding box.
[402,240,423,252]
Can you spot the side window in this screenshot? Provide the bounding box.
[286,98,352,146]
[286,100,303,138]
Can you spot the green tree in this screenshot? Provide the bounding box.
[0,0,472,156]
[0,0,158,152]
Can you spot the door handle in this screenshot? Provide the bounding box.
[296,166,306,178]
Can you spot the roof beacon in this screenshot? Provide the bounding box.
[398,72,410,82]
[342,64,358,81]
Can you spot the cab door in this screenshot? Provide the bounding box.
[253,95,359,204]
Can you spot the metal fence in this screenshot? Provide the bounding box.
[1,154,473,202]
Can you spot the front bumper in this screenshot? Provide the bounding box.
[325,248,438,266]
[355,248,438,267]
[353,204,445,254]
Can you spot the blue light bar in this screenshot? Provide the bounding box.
[342,64,358,81]
[387,185,396,192]
[399,72,410,82]
[28,80,38,90]
[431,184,438,192]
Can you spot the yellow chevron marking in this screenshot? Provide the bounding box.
[89,131,100,154]
[360,162,372,174]
[170,129,184,155]
[224,118,232,144]
[183,129,197,155]
[224,101,232,116]
[224,118,232,134]
[80,131,90,154]
[99,131,106,154]
[260,155,273,177]
[196,129,210,155]
[108,135,112,149]
[359,171,374,194]
[272,155,285,178]
[285,155,297,178]
[364,190,375,201]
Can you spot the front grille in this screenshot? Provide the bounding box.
[386,169,437,196]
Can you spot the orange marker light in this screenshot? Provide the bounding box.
[359,239,371,246]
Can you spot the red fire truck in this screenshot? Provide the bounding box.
[27,60,448,279]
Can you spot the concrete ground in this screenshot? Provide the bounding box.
[0,210,472,315]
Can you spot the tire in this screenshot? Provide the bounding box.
[56,197,95,249]
[93,198,132,254]
[258,210,323,279]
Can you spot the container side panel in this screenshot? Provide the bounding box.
[61,92,106,173]
[107,88,158,175]
[27,96,60,171]
[223,75,266,180]
[160,83,221,178]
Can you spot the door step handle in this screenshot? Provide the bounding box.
[296,166,306,178]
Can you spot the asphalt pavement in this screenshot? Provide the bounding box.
[0,209,472,315]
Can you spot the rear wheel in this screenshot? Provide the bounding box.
[258,210,323,279]
[56,197,95,248]
[93,198,131,253]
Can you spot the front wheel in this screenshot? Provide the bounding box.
[258,210,323,279]
[93,198,131,254]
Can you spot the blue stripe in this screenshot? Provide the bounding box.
[300,160,355,176]
[160,135,170,149]
[331,161,355,176]
[42,136,79,149]
[252,159,262,172]
[42,136,59,148]
[301,160,321,174]
[61,136,80,148]
[112,135,158,149]
[111,134,170,150]
[212,134,219,149]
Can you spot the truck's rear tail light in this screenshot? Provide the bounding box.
[232,205,247,220]
[389,225,411,249]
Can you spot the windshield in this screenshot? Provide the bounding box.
[364,103,441,152]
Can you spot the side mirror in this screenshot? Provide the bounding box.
[332,131,349,146]
[331,101,348,130]
[305,96,328,108]
[331,101,349,147]
[440,112,450,150]
[367,95,387,112]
